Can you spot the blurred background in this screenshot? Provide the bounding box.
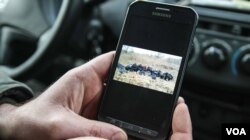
[0,0,250,139]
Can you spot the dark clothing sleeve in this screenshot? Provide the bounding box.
[0,71,34,104]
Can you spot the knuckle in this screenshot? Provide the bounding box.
[47,116,64,139]
[89,124,102,137]
[65,68,83,82]
[64,69,77,79]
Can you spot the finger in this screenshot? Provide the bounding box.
[177,97,185,105]
[172,103,192,133]
[72,51,115,111]
[60,113,128,140]
[170,132,192,140]
[81,89,102,119]
[86,51,115,81]
[171,103,192,140]
[82,119,127,140]
[68,137,107,140]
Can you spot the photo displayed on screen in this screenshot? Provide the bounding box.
[114,45,182,94]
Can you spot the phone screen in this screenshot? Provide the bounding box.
[99,2,197,138]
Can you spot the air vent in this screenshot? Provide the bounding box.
[197,20,250,38]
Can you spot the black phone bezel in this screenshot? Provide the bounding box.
[98,1,198,140]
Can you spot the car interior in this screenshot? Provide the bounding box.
[0,0,250,139]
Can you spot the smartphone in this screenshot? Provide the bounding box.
[98,1,198,140]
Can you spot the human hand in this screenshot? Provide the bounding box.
[0,52,127,140]
[0,51,192,140]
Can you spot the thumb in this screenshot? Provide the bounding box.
[84,119,128,140]
[61,113,128,140]
[170,102,192,140]
[68,136,107,140]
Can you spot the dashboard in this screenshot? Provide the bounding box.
[188,4,250,93]
[184,4,250,140]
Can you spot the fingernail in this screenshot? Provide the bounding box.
[179,97,185,103]
[111,131,127,140]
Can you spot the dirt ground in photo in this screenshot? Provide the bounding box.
[114,70,175,94]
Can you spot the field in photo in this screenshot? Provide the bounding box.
[113,45,182,94]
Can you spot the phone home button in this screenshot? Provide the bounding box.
[105,117,158,137]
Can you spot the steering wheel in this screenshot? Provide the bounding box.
[0,0,83,80]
